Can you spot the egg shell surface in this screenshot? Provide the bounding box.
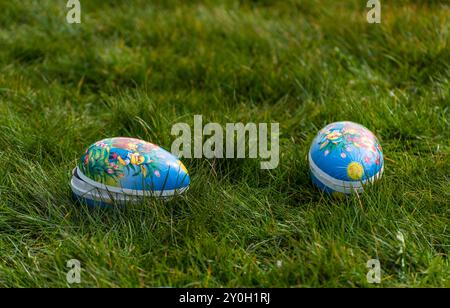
[309,121,384,193]
[78,137,190,196]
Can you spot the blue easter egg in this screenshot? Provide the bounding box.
[72,137,190,205]
[309,122,384,194]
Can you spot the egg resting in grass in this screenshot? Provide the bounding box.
[309,122,384,195]
[71,137,190,206]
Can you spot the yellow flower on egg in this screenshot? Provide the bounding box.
[326,131,342,141]
[347,162,364,180]
[130,153,145,165]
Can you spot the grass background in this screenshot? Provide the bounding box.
[0,0,448,287]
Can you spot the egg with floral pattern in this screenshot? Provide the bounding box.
[71,137,190,206]
[309,122,384,194]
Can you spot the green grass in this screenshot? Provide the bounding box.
[0,0,449,287]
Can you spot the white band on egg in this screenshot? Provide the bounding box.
[71,175,142,203]
[74,167,189,198]
[308,152,383,194]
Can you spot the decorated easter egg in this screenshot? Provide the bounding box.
[72,137,190,206]
[309,122,384,194]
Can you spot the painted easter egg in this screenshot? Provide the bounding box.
[71,137,190,206]
[309,122,384,194]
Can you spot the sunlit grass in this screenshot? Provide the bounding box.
[0,0,448,287]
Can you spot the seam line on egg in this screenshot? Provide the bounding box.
[74,167,188,197]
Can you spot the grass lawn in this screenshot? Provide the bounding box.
[0,0,448,287]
